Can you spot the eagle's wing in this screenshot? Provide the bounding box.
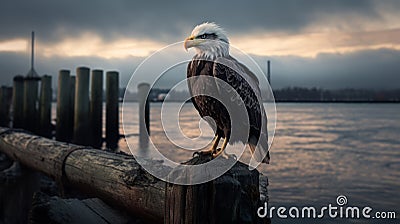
[187,59,218,118]
[230,57,260,86]
[187,60,202,115]
[212,56,262,121]
[213,56,269,166]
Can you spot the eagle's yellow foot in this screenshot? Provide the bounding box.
[212,138,228,158]
[193,134,221,158]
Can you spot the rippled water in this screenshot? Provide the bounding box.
[119,102,399,223]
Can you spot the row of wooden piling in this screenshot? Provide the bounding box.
[7,67,120,149]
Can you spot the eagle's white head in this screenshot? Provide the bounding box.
[184,22,229,59]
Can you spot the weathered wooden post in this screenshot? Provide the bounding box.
[56,70,71,142]
[38,75,52,138]
[73,67,90,146]
[12,75,24,128]
[68,76,76,141]
[105,71,119,149]
[90,69,103,148]
[165,158,263,224]
[23,76,40,132]
[137,83,150,148]
[0,86,13,127]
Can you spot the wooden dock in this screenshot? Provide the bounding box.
[0,67,267,223]
[0,127,264,223]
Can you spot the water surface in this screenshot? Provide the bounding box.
[51,102,400,223]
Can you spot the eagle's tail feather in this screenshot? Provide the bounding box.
[249,132,270,169]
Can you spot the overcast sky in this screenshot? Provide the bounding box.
[0,0,399,89]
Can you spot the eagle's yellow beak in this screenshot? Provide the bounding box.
[184,36,196,51]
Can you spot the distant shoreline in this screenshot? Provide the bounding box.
[274,100,400,103]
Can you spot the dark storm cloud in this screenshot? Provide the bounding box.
[0,0,385,43]
[256,48,400,89]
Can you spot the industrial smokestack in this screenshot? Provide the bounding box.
[26,31,38,77]
[267,60,271,85]
[31,31,34,70]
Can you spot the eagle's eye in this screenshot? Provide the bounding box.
[199,34,207,39]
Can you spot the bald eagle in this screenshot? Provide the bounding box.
[184,22,270,164]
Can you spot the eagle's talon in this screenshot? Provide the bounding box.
[226,153,237,160]
[212,147,223,158]
[192,151,200,158]
[193,150,213,158]
[213,147,222,154]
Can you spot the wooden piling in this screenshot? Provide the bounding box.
[138,83,150,148]
[38,75,52,138]
[105,71,119,149]
[73,67,90,146]
[165,157,262,224]
[0,86,13,127]
[56,70,71,142]
[68,76,76,141]
[23,77,39,132]
[12,76,24,128]
[90,70,103,148]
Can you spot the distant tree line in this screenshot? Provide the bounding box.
[273,87,400,102]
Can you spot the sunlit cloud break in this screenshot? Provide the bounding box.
[0,39,27,52]
[39,32,165,59]
[232,28,400,57]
